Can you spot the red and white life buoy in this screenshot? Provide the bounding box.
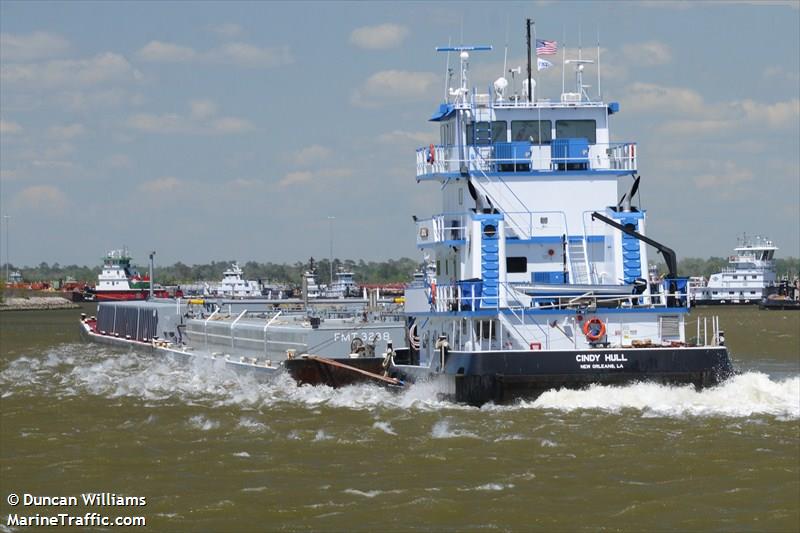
[428,144,435,164]
[529,342,542,351]
[582,317,606,341]
[430,281,437,305]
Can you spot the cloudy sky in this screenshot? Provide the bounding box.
[1,1,798,268]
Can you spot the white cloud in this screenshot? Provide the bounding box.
[276,167,353,188]
[208,23,244,38]
[17,143,75,168]
[621,41,672,66]
[762,65,800,84]
[0,31,71,61]
[290,145,333,165]
[349,24,409,50]
[229,178,260,187]
[1,119,23,135]
[57,89,143,112]
[134,40,292,68]
[694,165,754,189]
[126,100,253,135]
[102,154,132,169]
[136,40,197,62]
[1,53,142,88]
[209,42,292,68]
[211,117,253,134]
[189,99,217,119]
[735,98,800,128]
[12,185,68,212]
[352,70,439,107]
[377,130,434,144]
[127,113,186,133]
[624,82,705,115]
[139,176,182,193]
[47,123,85,140]
[278,170,313,187]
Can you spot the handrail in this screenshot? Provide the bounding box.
[230,309,248,349]
[427,279,689,314]
[417,142,637,176]
[263,310,282,355]
[203,307,220,352]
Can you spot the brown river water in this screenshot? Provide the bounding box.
[1,304,798,531]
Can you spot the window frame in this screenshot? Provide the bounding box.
[511,120,552,144]
[555,119,597,144]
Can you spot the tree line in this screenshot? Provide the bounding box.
[2,258,422,286]
[3,255,798,286]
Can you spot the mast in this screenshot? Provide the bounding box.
[148,251,155,299]
[526,18,533,103]
[597,27,602,100]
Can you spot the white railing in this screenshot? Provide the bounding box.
[425,280,690,314]
[416,142,637,178]
[416,214,470,246]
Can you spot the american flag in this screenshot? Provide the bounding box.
[536,39,558,56]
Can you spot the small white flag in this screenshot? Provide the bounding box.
[537,57,553,71]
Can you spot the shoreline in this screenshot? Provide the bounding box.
[0,296,81,312]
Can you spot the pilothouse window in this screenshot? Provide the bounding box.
[466,121,507,145]
[440,121,455,145]
[555,120,596,144]
[491,121,507,143]
[511,120,552,143]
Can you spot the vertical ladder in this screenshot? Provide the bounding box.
[473,121,492,146]
[620,217,642,284]
[568,238,590,284]
[480,218,500,308]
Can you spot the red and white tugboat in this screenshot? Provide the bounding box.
[91,248,171,301]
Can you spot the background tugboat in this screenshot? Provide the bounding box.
[390,24,734,405]
[90,248,173,301]
[689,235,779,305]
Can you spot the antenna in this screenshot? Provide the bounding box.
[436,45,492,102]
[561,27,566,96]
[508,66,521,99]
[443,36,452,100]
[597,27,602,100]
[503,15,509,76]
[503,40,508,78]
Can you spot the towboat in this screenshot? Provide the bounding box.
[388,25,734,405]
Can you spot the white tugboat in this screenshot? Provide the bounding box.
[205,262,263,298]
[323,268,358,298]
[390,23,734,405]
[689,235,778,305]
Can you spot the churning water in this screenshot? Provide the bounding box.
[1,305,798,531]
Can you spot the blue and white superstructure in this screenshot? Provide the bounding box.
[392,33,734,405]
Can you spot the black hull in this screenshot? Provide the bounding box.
[283,357,389,388]
[393,346,734,406]
[690,299,759,306]
[759,300,800,311]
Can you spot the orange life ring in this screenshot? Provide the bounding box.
[428,144,435,164]
[529,341,542,350]
[430,281,437,305]
[582,318,606,341]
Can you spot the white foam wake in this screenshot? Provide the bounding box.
[2,345,797,419]
[526,372,800,419]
